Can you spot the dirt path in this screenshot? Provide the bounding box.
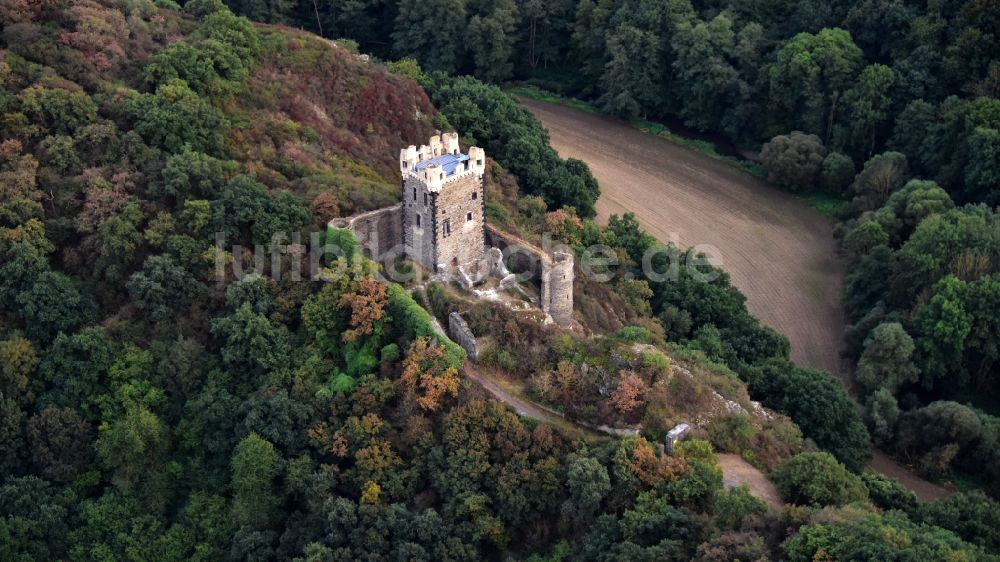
[465,362,784,506]
[519,97,848,380]
[519,97,952,502]
[463,362,566,423]
[717,454,783,510]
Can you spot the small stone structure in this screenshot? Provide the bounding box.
[329,132,575,329]
[664,423,691,456]
[448,312,479,360]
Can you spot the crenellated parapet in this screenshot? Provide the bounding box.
[401,133,487,271]
[400,132,486,192]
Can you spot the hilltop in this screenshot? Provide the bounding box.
[2,2,999,561]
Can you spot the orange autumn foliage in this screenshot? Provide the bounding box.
[399,338,461,412]
[339,277,388,343]
[630,437,688,486]
[610,370,646,416]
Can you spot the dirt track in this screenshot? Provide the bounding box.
[519,97,848,380]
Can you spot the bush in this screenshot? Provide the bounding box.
[760,131,826,191]
[615,325,651,343]
[750,359,871,471]
[386,284,465,370]
[860,471,917,512]
[772,452,868,506]
[715,485,767,531]
[919,492,1000,553]
[707,414,755,454]
[896,401,983,465]
[820,151,855,194]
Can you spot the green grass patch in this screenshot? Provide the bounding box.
[797,191,851,218]
[508,85,601,115]
[940,469,989,493]
[507,85,765,179]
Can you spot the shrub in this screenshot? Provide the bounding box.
[751,359,871,471]
[760,131,826,191]
[860,471,917,512]
[820,151,855,194]
[615,325,651,343]
[715,485,767,530]
[919,492,1000,553]
[772,452,868,506]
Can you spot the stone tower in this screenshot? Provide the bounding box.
[542,251,574,327]
[400,132,486,272]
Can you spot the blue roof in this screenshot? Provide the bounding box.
[414,153,470,177]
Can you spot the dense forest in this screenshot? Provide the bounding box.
[2,0,1000,560]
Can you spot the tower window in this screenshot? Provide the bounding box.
[416,214,421,227]
[412,188,416,201]
[443,219,451,236]
[466,212,473,221]
[424,193,428,206]
[471,192,477,200]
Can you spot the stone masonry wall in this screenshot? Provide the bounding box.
[448,312,479,360]
[484,226,575,328]
[543,251,574,327]
[431,173,485,271]
[402,176,436,269]
[329,204,403,263]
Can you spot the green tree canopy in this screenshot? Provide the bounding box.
[772,452,868,506]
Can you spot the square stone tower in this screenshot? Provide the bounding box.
[400,132,486,272]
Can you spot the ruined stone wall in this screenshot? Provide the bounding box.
[329,204,403,263]
[448,312,479,360]
[484,226,575,328]
[432,173,485,271]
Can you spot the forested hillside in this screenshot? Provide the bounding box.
[3,0,1000,560]
[222,0,997,190]
[222,0,1000,494]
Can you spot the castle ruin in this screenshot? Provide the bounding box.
[331,132,574,329]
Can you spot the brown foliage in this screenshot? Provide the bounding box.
[338,277,387,343]
[309,191,340,226]
[629,436,688,486]
[0,139,39,193]
[0,0,59,25]
[243,34,436,180]
[57,3,129,73]
[610,370,647,417]
[399,338,461,412]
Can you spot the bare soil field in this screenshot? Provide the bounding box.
[519,97,848,380]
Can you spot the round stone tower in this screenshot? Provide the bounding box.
[543,251,574,327]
